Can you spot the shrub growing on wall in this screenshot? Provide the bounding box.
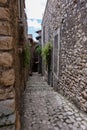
[42,41,52,85]
[36,45,42,55]
[42,41,52,67]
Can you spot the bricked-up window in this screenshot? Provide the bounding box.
[43,26,45,44]
[54,34,58,75]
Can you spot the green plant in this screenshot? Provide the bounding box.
[36,45,42,55]
[23,44,30,68]
[42,41,52,66]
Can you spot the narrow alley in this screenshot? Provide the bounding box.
[21,73,87,130]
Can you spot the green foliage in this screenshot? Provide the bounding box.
[36,45,42,55]
[42,41,52,65]
[23,44,30,68]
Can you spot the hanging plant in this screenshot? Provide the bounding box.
[42,41,52,66]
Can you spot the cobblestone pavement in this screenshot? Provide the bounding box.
[21,73,87,130]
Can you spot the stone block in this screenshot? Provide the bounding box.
[0,114,15,126]
[0,87,15,100]
[81,91,87,100]
[0,0,7,4]
[0,99,15,117]
[0,36,13,50]
[0,53,13,67]
[0,7,10,20]
[0,21,11,35]
[0,99,15,126]
[0,125,15,130]
[0,69,15,86]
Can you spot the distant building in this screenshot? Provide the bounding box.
[36,30,42,45]
[28,34,33,41]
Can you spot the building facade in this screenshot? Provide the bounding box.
[0,0,28,130]
[42,0,87,112]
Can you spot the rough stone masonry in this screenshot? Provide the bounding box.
[0,0,28,130]
[0,0,15,130]
[42,0,87,112]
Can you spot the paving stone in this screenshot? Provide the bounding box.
[21,73,87,130]
[65,118,73,124]
[76,117,82,121]
[80,125,87,130]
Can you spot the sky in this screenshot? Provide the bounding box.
[25,0,47,41]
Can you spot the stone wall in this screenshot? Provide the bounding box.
[42,0,87,112]
[0,0,15,130]
[0,0,28,130]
